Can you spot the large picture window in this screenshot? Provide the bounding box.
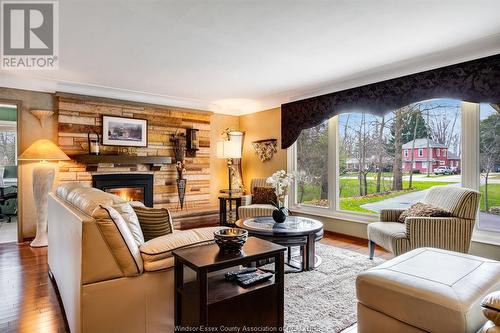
[477,104,500,232]
[295,120,329,207]
[335,100,462,215]
[290,99,500,241]
[291,98,480,214]
[0,120,17,166]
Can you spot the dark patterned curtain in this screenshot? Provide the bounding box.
[281,54,500,149]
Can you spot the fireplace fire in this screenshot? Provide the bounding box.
[92,173,154,207]
[106,187,145,202]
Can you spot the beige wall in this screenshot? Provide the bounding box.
[209,113,240,205]
[0,87,57,240]
[240,108,287,189]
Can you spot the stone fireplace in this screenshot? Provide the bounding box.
[56,94,212,211]
[92,173,154,207]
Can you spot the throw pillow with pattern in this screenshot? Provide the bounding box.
[481,291,500,326]
[252,186,277,205]
[398,202,452,223]
[132,206,174,242]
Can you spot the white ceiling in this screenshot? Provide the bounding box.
[2,0,500,115]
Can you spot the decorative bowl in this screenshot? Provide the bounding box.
[214,228,248,253]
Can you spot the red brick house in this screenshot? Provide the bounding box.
[402,138,461,173]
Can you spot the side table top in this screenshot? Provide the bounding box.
[218,194,243,199]
[172,236,285,270]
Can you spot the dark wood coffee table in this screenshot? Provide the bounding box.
[235,216,324,271]
[173,237,286,331]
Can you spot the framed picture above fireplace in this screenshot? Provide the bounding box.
[102,115,148,147]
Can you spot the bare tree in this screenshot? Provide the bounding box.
[357,114,367,196]
[375,115,385,193]
[392,108,403,191]
[408,110,420,188]
[480,112,500,212]
[490,104,500,114]
[0,132,16,165]
[481,146,495,211]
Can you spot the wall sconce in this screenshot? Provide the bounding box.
[252,139,278,162]
[30,109,54,128]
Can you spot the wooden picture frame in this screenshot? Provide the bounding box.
[102,115,148,147]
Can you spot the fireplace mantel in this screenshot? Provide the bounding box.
[73,154,172,171]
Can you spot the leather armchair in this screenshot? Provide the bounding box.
[368,186,481,259]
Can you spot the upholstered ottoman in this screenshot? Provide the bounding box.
[356,248,500,333]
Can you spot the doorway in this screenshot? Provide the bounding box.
[0,103,18,243]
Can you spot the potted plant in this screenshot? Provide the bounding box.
[266,170,294,223]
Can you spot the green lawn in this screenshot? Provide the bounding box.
[299,178,457,213]
[299,176,500,214]
[480,183,500,212]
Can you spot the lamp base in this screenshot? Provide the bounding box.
[30,233,49,248]
[30,165,55,248]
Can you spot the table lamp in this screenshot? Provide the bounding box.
[216,140,241,193]
[18,139,70,247]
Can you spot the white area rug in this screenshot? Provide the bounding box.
[284,243,383,333]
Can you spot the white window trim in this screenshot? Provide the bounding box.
[436,149,440,157]
[404,149,408,157]
[418,148,423,157]
[287,116,380,223]
[461,102,500,245]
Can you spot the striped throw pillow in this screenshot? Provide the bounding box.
[132,206,174,242]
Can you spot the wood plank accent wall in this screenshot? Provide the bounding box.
[56,94,212,210]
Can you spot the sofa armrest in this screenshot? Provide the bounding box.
[240,194,252,206]
[405,216,475,253]
[380,209,406,222]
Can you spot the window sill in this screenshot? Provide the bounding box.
[472,230,500,247]
[289,206,378,224]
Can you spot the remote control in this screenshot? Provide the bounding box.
[235,272,259,282]
[225,267,258,281]
[237,272,273,288]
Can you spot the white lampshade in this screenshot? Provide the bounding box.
[216,140,241,159]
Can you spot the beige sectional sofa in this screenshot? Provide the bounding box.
[47,182,222,333]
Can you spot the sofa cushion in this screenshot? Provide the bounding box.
[252,186,277,204]
[56,182,91,200]
[482,291,500,326]
[357,248,500,333]
[139,227,222,271]
[398,202,452,223]
[66,187,125,218]
[132,206,174,242]
[97,205,144,276]
[110,202,144,246]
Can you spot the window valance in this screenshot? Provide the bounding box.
[281,54,500,149]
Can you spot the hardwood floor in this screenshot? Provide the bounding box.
[0,243,68,333]
[322,231,394,260]
[0,233,391,333]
